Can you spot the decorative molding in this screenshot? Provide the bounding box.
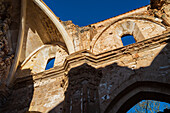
[91,16,167,51]
[7,0,27,86]
[33,0,75,54]
[14,32,170,84]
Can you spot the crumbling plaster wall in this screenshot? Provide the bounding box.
[19,1,170,74]
[2,34,169,113]
[20,45,68,75]
[28,75,65,113]
[20,0,55,62]
[92,19,166,54]
[62,6,168,55]
[99,42,170,113]
[1,0,169,113]
[0,74,65,113]
[18,0,69,75]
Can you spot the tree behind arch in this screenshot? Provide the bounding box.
[127,100,170,113]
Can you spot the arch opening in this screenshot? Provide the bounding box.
[45,58,55,70]
[121,35,136,46]
[127,100,170,113]
[104,82,170,113]
[114,92,170,113]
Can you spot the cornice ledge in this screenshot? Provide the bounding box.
[15,32,170,84]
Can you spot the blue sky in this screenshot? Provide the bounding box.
[43,0,149,68]
[43,0,150,26]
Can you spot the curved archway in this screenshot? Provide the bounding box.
[7,0,75,86]
[91,16,167,54]
[127,100,170,113]
[97,40,170,113]
[33,0,75,54]
[21,44,68,74]
[104,82,170,113]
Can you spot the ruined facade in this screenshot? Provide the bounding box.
[0,0,170,113]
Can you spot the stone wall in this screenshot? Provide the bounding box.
[20,45,68,75]
[99,42,170,113]
[0,0,20,108]
[0,1,13,84]
[0,0,170,113]
[0,72,65,113]
[18,0,170,75]
[61,3,169,55]
[1,32,167,113]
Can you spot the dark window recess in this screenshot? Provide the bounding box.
[45,58,55,70]
[121,35,136,46]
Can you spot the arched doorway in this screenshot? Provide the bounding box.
[104,82,170,113]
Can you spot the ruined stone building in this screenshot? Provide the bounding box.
[0,0,170,113]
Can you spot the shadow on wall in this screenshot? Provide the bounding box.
[49,40,170,113]
[0,68,34,113]
[49,102,64,113]
[0,39,169,113]
[102,41,170,113]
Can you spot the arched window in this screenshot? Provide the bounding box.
[127,100,170,113]
[121,35,136,46]
[45,58,55,70]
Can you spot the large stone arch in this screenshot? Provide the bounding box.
[104,82,170,113]
[33,0,74,54]
[7,0,75,85]
[7,0,27,85]
[20,44,68,74]
[1,0,169,112]
[91,16,167,54]
[98,42,170,113]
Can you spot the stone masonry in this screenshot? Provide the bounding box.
[0,0,170,113]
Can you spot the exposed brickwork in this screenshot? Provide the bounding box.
[99,43,170,113]
[0,0,170,113]
[0,1,14,107]
[63,64,102,113]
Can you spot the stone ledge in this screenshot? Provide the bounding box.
[15,32,170,85]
